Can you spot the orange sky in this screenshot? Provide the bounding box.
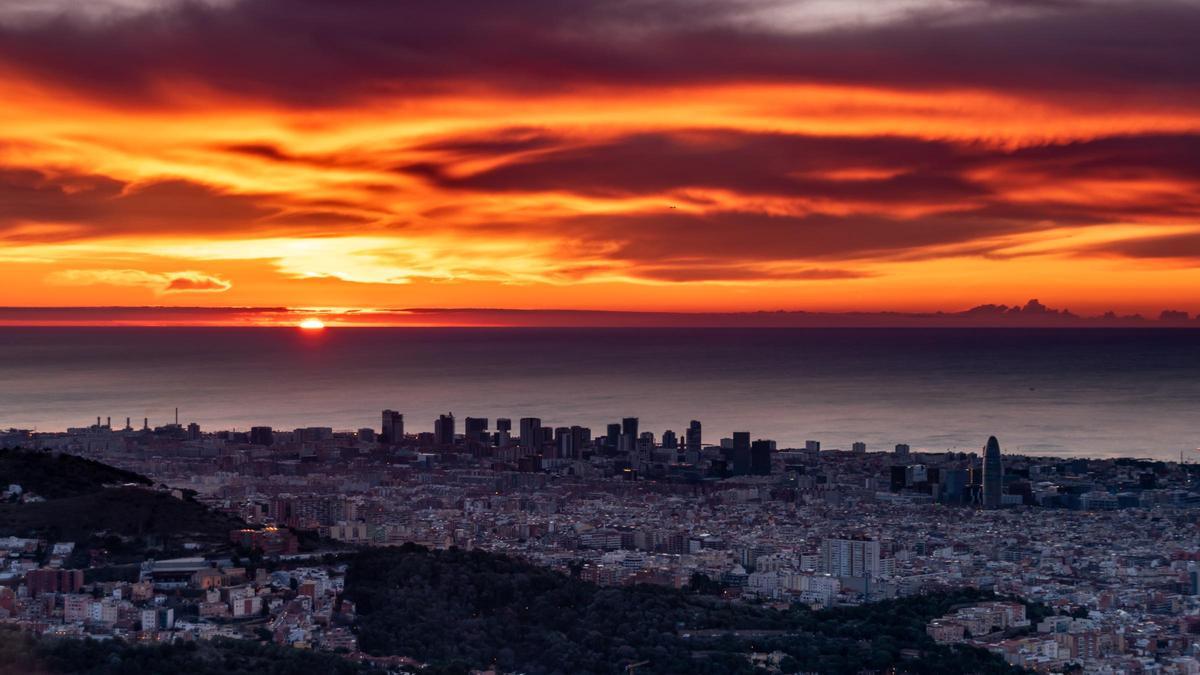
[1,0,1199,322]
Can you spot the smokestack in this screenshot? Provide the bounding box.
[175,407,179,426]
[106,416,111,428]
[126,417,131,430]
[96,416,101,427]
[143,417,148,430]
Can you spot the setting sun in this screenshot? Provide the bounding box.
[298,318,326,330]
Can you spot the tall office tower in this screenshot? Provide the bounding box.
[186,422,201,441]
[519,417,542,450]
[805,440,821,452]
[434,413,456,446]
[621,417,639,438]
[357,427,376,442]
[939,468,969,505]
[819,537,882,578]
[605,423,622,450]
[464,417,489,444]
[570,426,590,456]
[661,430,678,449]
[894,443,910,458]
[249,426,274,446]
[983,435,1003,509]
[619,417,639,454]
[852,441,867,453]
[685,420,702,452]
[554,427,573,458]
[496,418,512,433]
[381,410,404,444]
[731,431,751,475]
[750,439,773,475]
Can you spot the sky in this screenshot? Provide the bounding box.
[1,0,1199,322]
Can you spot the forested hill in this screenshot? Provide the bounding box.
[345,545,1024,675]
[0,448,152,499]
[0,448,242,558]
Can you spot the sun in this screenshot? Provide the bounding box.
[298,318,326,330]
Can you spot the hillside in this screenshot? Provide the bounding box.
[345,545,1021,675]
[0,448,151,499]
[0,630,378,675]
[0,449,242,558]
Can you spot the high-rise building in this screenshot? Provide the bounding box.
[605,423,622,450]
[851,441,866,453]
[731,432,751,475]
[894,443,910,458]
[381,410,404,444]
[820,537,881,578]
[805,440,821,452]
[464,417,489,444]
[570,426,590,457]
[622,417,639,438]
[554,427,573,458]
[186,422,201,441]
[661,430,678,449]
[495,418,512,433]
[434,413,455,446]
[685,420,702,452]
[983,435,1003,509]
[620,417,639,454]
[519,417,542,450]
[249,426,274,446]
[750,439,772,475]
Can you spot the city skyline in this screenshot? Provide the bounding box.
[2,0,1200,319]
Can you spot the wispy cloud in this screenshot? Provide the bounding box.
[46,269,232,294]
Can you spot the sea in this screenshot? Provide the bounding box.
[1,327,1197,460]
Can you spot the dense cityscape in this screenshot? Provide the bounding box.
[3,411,1199,673]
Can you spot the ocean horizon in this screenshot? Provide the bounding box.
[2,326,1197,460]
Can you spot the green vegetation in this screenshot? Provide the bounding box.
[0,629,377,675]
[0,448,151,499]
[0,448,242,558]
[346,544,1024,675]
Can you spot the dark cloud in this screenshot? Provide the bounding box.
[630,264,873,282]
[0,0,1196,105]
[554,210,1028,262]
[409,130,1200,226]
[404,131,985,202]
[1089,232,1200,261]
[0,167,272,241]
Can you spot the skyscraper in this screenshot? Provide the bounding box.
[434,413,456,446]
[731,431,751,475]
[519,417,542,450]
[685,420,702,452]
[750,439,772,475]
[620,417,639,453]
[381,410,404,444]
[464,417,488,444]
[605,423,622,451]
[983,435,1003,509]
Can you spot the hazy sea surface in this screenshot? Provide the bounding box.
[1,327,1197,459]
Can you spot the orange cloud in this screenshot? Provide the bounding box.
[46,269,232,294]
[0,0,1197,317]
